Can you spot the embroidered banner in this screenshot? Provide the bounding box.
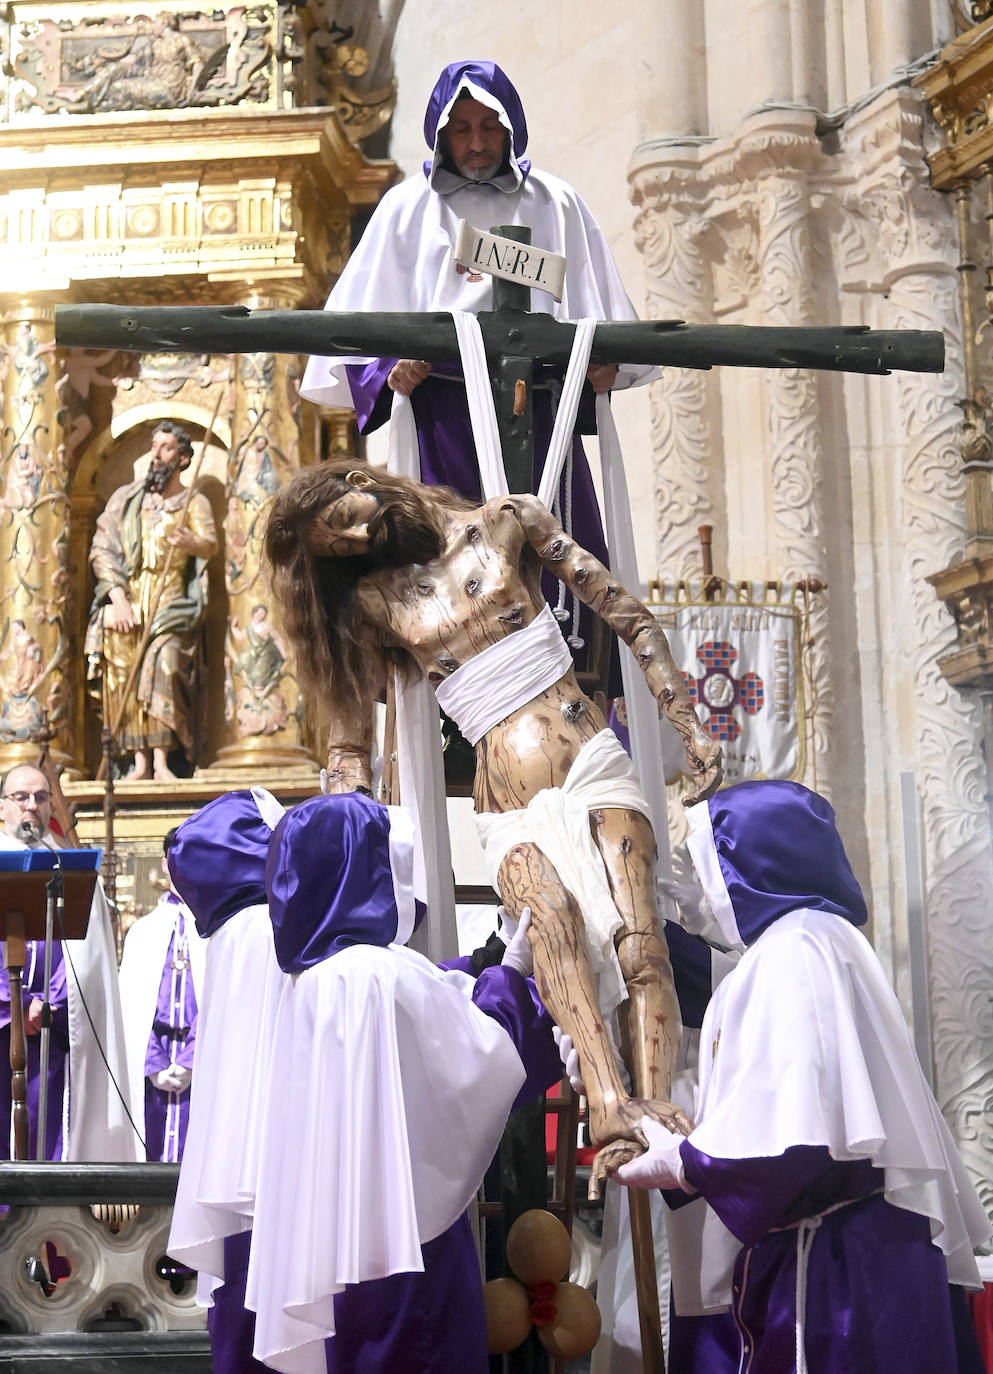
[648,582,809,786]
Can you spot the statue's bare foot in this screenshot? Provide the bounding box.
[590,1096,693,1150]
[152,747,177,781]
[128,752,150,780]
[588,1138,643,1200]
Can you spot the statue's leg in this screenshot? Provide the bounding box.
[496,840,688,1154]
[589,809,681,1108]
[151,744,177,781]
[129,749,151,780]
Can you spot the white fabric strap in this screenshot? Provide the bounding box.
[596,394,672,869]
[452,310,508,499]
[387,393,458,962]
[435,604,573,745]
[385,805,417,948]
[251,785,286,832]
[537,317,598,509]
[794,1216,820,1374]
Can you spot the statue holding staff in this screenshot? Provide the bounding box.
[85,421,217,780]
[265,459,722,1168]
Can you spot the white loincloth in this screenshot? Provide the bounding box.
[475,729,653,1021]
[434,603,573,745]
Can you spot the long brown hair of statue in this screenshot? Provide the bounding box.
[263,459,474,712]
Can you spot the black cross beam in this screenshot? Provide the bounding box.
[56,226,943,495]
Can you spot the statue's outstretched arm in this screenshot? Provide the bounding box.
[507,495,722,803]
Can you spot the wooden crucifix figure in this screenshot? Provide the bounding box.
[55,227,944,1178]
[58,238,944,1374]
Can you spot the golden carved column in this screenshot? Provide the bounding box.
[0,301,77,772]
[207,284,318,776]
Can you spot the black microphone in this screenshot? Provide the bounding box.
[17,819,40,845]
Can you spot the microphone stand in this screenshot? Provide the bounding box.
[21,822,63,1161]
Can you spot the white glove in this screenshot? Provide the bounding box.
[496,904,517,940]
[500,906,533,977]
[319,768,330,796]
[552,1026,584,1094]
[551,1024,631,1095]
[153,1064,192,1094]
[617,1116,696,1193]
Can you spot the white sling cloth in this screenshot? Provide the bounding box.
[435,604,573,745]
[475,729,653,1021]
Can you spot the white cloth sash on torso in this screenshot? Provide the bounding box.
[476,729,653,1021]
[434,604,573,746]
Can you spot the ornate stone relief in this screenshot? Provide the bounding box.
[11,9,273,116]
[3,2,395,131]
[631,90,993,1211]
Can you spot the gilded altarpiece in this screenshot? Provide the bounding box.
[0,0,396,888]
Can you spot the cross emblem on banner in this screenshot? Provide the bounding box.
[683,639,765,742]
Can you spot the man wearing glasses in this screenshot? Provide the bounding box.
[0,765,135,1161]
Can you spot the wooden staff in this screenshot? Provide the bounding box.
[698,524,721,604]
[4,913,29,1160]
[101,727,120,955]
[32,710,80,849]
[628,1186,666,1373]
[98,384,226,780]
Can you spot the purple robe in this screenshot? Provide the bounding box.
[677,1144,964,1373]
[0,941,69,1159]
[142,904,199,1164]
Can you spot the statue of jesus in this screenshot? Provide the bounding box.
[264,459,722,1167]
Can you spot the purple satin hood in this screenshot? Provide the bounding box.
[168,790,278,937]
[422,60,530,182]
[265,792,423,975]
[689,780,867,947]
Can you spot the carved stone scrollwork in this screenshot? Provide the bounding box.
[841,91,993,1214]
[631,118,835,796]
[754,162,834,794]
[629,160,724,579]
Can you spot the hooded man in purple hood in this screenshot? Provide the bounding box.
[613,780,990,1374]
[301,60,654,684]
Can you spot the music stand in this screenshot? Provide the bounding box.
[1,870,96,1161]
